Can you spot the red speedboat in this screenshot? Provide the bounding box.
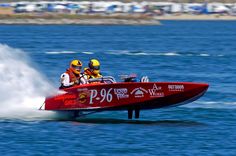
[42,76,209,119]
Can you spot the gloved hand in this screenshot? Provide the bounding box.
[74,79,79,84]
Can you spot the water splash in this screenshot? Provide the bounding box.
[0,44,59,119]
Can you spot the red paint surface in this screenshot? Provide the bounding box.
[45,82,209,111]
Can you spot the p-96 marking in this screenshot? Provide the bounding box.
[89,88,113,104]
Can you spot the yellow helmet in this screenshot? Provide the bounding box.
[89,59,100,75]
[70,60,82,75]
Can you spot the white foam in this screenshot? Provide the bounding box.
[107,51,181,56]
[45,51,77,54]
[157,52,180,56]
[0,44,59,119]
[106,50,226,58]
[199,53,210,57]
[81,51,94,55]
[182,101,236,109]
[106,50,130,55]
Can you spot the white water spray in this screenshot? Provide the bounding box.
[0,44,58,119]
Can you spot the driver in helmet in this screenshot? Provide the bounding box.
[60,60,87,89]
[84,59,103,80]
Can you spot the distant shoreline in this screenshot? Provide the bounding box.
[0,18,161,25]
[0,14,236,25]
[0,14,161,25]
[155,14,236,21]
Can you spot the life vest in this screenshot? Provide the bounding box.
[60,68,81,89]
[84,68,102,79]
[66,68,79,83]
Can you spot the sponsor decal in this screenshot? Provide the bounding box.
[78,92,87,103]
[114,88,129,100]
[54,94,77,106]
[64,99,76,106]
[148,84,164,97]
[168,85,184,91]
[77,88,88,92]
[131,87,148,98]
[54,94,76,101]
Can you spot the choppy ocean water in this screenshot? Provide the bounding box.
[0,21,235,155]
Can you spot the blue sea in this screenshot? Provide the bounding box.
[0,21,235,155]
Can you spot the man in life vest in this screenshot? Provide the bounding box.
[84,59,103,80]
[60,60,87,89]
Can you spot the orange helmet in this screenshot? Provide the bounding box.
[70,60,82,75]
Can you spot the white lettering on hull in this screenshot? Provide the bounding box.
[114,88,129,100]
[148,84,164,97]
[168,85,184,91]
[89,88,113,104]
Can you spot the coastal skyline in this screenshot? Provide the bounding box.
[1,0,236,24]
[1,0,236,3]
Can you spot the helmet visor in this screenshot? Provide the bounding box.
[92,66,100,70]
[72,65,82,70]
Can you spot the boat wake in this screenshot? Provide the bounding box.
[44,50,224,57]
[105,50,224,57]
[45,51,94,55]
[183,101,236,109]
[45,51,77,54]
[70,118,205,126]
[0,44,60,120]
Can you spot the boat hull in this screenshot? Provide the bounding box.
[43,82,209,111]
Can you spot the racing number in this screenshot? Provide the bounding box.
[100,88,112,103]
[89,88,113,104]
